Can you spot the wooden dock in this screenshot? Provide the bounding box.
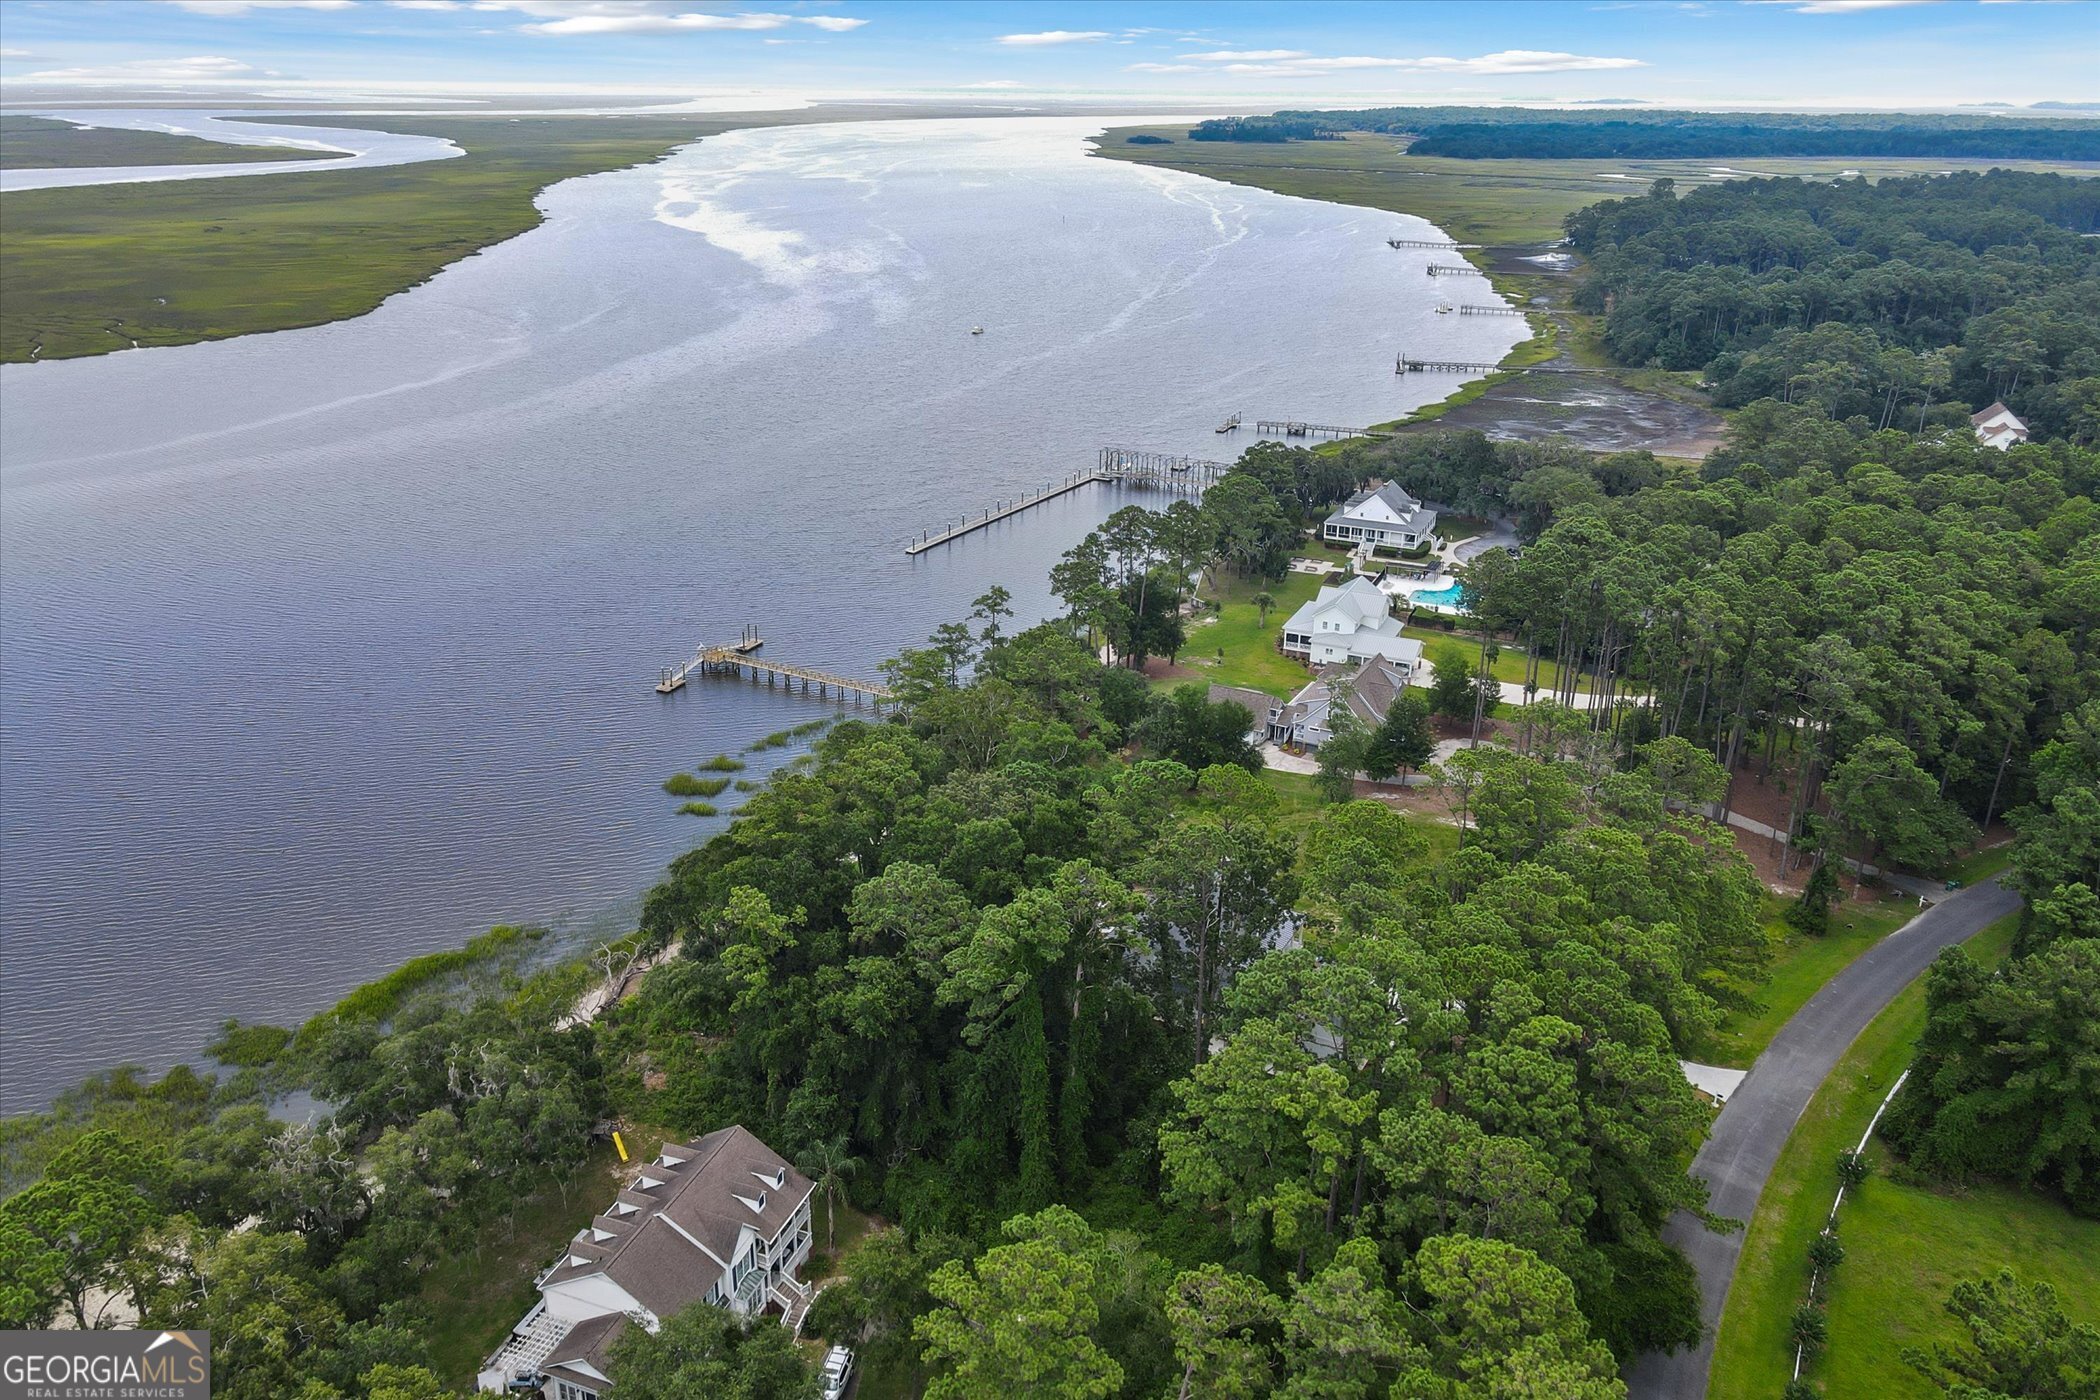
[1396,353,1505,375]
[655,626,891,702]
[905,448,1234,555]
[1253,419,1385,441]
[1458,304,1525,317]
[1425,264,1487,278]
[1216,412,1242,433]
[657,626,763,693]
[1387,237,1460,250]
[905,468,1102,555]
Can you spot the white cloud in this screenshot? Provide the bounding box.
[0,47,34,58]
[960,79,1024,89]
[25,54,280,83]
[1208,49,1647,78]
[518,9,866,35]
[1744,0,1936,10]
[165,0,354,13]
[996,30,1110,46]
[1125,62,1201,73]
[1180,49,1309,61]
[386,1,464,9]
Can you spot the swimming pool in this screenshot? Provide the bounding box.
[1408,580,1469,610]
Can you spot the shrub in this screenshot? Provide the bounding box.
[699,754,746,772]
[678,801,718,817]
[1836,1150,1870,1188]
[665,773,730,797]
[1808,1232,1846,1275]
[1790,1303,1829,1354]
[208,1019,292,1067]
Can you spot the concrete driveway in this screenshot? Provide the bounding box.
[1624,876,2023,1400]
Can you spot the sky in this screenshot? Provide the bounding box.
[0,0,2095,110]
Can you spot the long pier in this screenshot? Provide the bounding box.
[1458,304,1525,317]
[1253,419,1382,440]
[1388,237,1458,250]
[1425,263,1487,278]
[1396,352,1506,374]
[906,447,1232,555]
[655,626,891,702]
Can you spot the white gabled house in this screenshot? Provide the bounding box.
[478,1125,816,1400]
[1321,482,1440,550]
[1279,576,1426,671]
[1970,401,2029,450]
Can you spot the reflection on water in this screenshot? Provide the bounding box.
[0,116,1521,1110]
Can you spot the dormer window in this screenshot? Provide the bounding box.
[610,1201,638,1217]
[751,1167,787,1191]
[733,1190,768,1215]
[634,1173,664,1191]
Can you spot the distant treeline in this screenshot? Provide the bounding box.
[1187,116,1339,143]
[1566,169,2100,441]
[1186,107,2100,161]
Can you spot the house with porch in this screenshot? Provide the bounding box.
[478,1124,815,1400]
[1279,576,1425,671]
[1321,482,1439,551]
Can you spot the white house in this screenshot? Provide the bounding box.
[1321,482,1439,550]
[1971,401,2029,450]
[479,1125,816,1400]
[1279,576,1426,671]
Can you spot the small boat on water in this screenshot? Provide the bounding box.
[1434,303,1454,314]
[969,326,985,335]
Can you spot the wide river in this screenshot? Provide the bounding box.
[0,115,1520,1111]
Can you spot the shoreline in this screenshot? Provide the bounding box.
[1086,125,1726,457]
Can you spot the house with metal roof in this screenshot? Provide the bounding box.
[1321,482,1439,550]
[478,1124,816,1400]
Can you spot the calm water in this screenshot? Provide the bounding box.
[0,116,1519,1110]
[1,110,461,192]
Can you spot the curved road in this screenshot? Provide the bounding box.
[1625,876,2022,1400]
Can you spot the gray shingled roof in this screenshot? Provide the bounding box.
[538,1124,814,1316]
[543,1312,627,1390]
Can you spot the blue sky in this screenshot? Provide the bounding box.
[0,0,2094,108]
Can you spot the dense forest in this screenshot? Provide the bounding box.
[1186,108,2100,161]
[1566,171,2100,442]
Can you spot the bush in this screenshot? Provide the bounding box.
[699,754,746,772]
[1790,1303,1829,1353]
[678,802,718,817]
[207,1019,292,1067]
[1808,1231,1846,1274]
[665,773,731,798]
[1836,1150,1870,1188]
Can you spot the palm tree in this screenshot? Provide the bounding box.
[1253,591,1277,627]
[800,1137,861,1252]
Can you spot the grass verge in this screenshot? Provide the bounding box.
[1698,890,1918,1069]
[1707,912,2020,1400]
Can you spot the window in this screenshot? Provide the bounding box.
[557,1382,597,1400]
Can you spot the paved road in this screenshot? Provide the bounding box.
[1624,876,2022,1400]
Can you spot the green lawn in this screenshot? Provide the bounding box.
[1708,914,2022,1400]
[1400,625,1570,691]
[0,115,334,170]
[0,114,801,361]
[1821,1167,2100,1398]
[1944,841,2016,885]
[1173,571,1323,698]
[420,1127,667,1388]
[1088,128,2100,247]
[1698,891,1919,1069]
